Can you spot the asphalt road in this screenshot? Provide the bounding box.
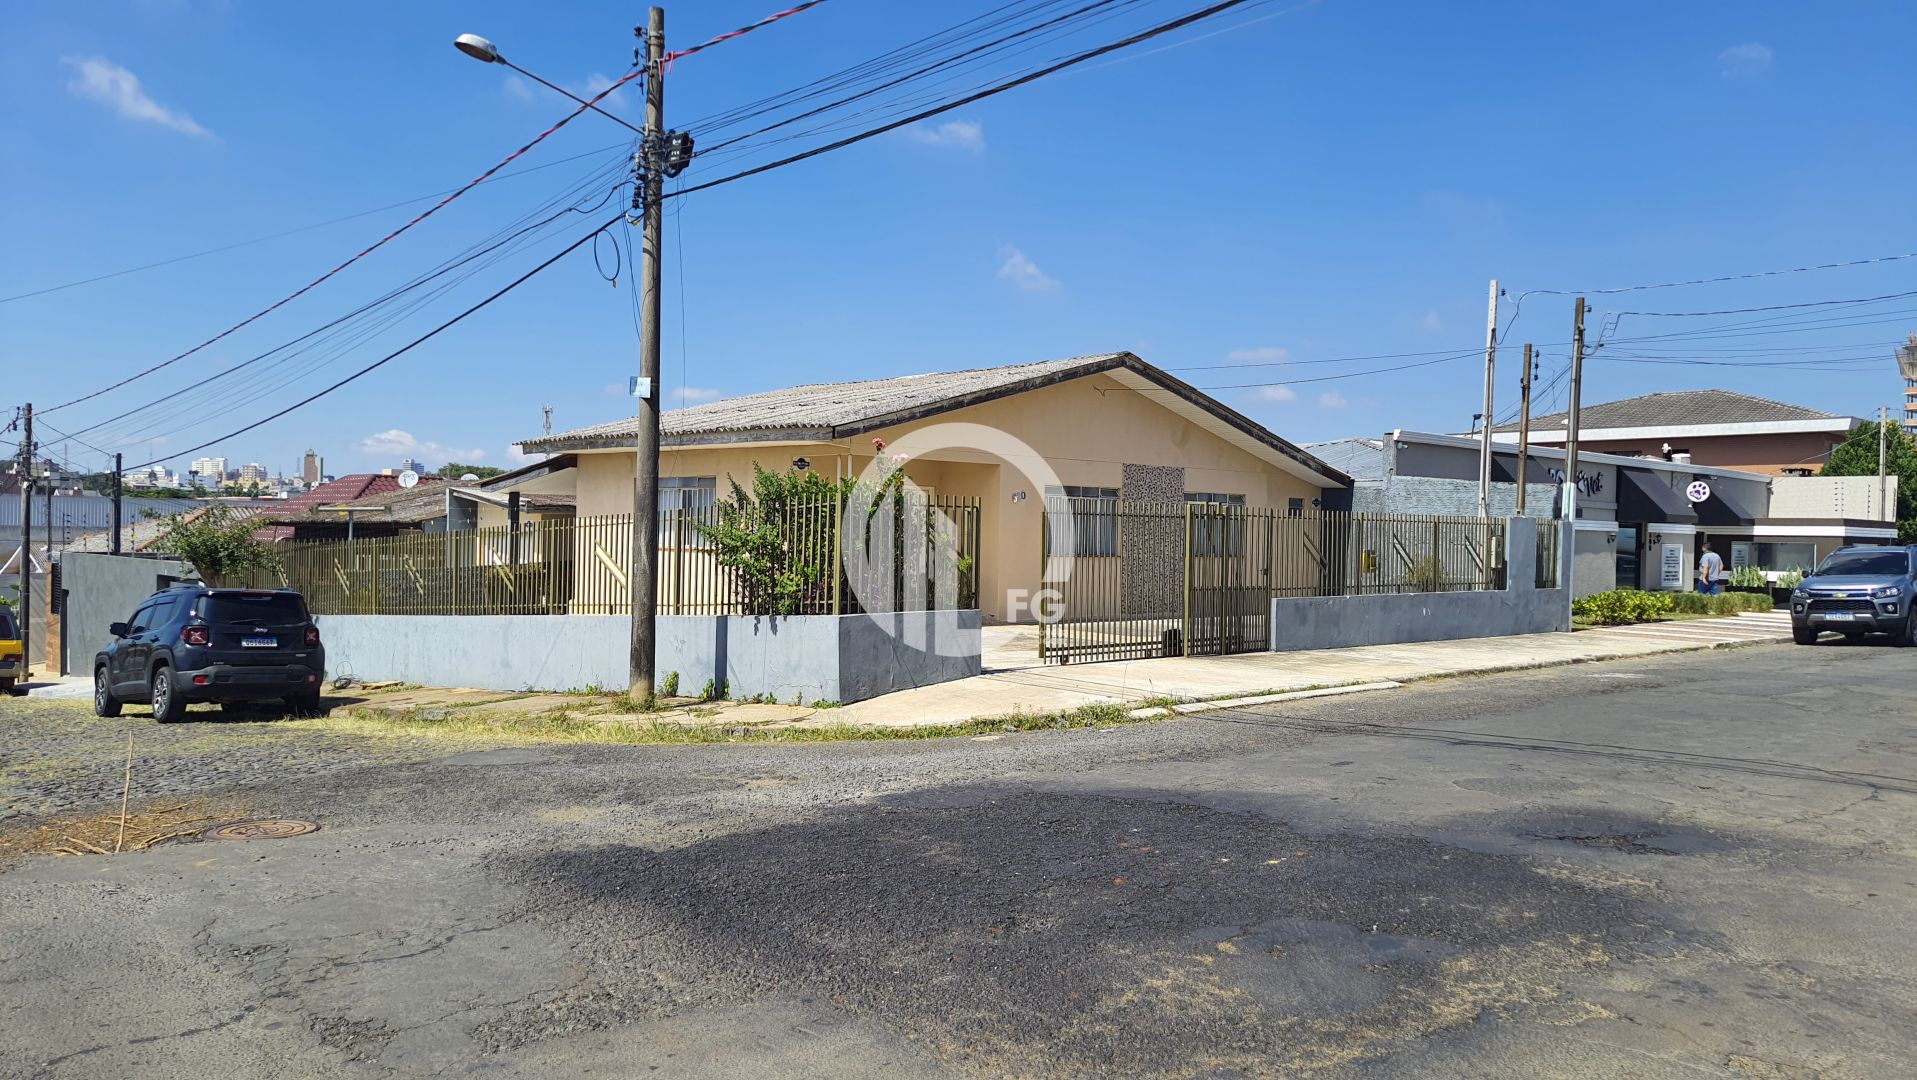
[1,641,1914,1078]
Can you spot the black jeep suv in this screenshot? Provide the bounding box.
[94,586,326,721]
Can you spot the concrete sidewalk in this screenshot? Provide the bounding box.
[826,611,1797,728]
[13,613,1797,733]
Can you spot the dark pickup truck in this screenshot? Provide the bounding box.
[1789,545,1916,646]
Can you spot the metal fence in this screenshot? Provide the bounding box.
[1040,504,1508,663]
[257,494,980,618]
[1534,518,1563,589]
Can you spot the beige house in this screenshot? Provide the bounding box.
[518,352,1351,622]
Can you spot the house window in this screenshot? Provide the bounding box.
[1046,486,1119,556]
[659,476,717,547]
[1185,492,1247,557]
[1754,541,1817,574]
[1287,497,1305,517]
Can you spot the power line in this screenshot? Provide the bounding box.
[1518,249,1917,298]
[1605,288,1917,319]
[42,69,646,417]
[0,142,630,305]
[121,214,622,474]
[670,0,1267,199]
[665,0,833,63]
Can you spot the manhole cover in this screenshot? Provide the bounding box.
[204,818,321,841]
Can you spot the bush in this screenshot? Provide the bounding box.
[658,671,680,698]
[149,505,281,586]
[1666,592,1714,614]
[1777,569,1806,590]
[1726,565,1767,588]
[1710,591,1773,614]
[1571,588,1674,625]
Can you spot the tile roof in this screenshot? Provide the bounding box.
[254,474,421,539]
[523,354,1132,447]
[518,352,1349,485]
[1492,389,1846,433]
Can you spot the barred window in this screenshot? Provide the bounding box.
[659,476,717,548]
[1185,492,1247,557]
[1046,486,1120,556]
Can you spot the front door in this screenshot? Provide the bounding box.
[1616,526,1641,590]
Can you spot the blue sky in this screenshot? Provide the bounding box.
[3,0,1913,478]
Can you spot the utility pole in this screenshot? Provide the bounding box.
[1562,298,1587,524]
[628,6,666,703]
[16,404,31,680]
[1477,279,1498,518]
[111,453,123,556]
[1515,343,1535,516]
[1880,405,1890,518]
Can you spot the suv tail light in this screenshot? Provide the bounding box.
[181,625,210,646]
[304,626,321,647]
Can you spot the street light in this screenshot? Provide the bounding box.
[452,33,643,135]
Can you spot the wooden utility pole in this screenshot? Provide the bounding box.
[1477,279,1498,518]
[1562,298,1587,523]
[16,403,31,679]
[628,6,666,703]
[111,453,123,556]
[1515,343,1535,516]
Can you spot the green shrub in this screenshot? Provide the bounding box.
[1777,569,1806,590]
[1727,565,1768,588]
[658,671,680,698]
[1572,588,1675,625]
[1666,592,1713,614]
[1710,591,1773,615]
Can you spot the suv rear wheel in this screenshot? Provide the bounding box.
[150,667,187,724]
[93,667,122,717]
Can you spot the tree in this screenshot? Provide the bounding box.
[149,505,281,587]
[436,463,504,480]
[1820,419,1916,541]
[699,465,849,615]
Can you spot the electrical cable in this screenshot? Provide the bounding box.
[0,142,630,306]
[1517,250,1917,299]
[63,158,634,449]
[42,68,647,417]
[669,0,1266,199]
[120,214,623,474]
[665,0,833,63]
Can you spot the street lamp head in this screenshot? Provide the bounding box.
[453,34,502,64]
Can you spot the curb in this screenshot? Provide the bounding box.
[1125,681,1404,720]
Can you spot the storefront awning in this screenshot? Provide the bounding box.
[1617,468,1696,524]
[1692,481,1760,526]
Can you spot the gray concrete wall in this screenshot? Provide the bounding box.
[60,554,191,675]
[314,610,981,703]
[1573,529,1618,598]
[1271,518,1571,651]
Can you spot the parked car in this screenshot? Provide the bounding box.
[1789,545,1917,647]
[0,606,22,694]
[94,586,326,721]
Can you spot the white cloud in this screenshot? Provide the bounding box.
[355,429,485,464]
[997,246,1059,292]
[1317,392,1349,409]
[1256,385,1298,403]
[670,386,724,404]
[1718,42,1773,79]
[1226,346,1291,366]
[507,444,540,465]
[504,75,539,103]
[62,56,212,137]
[904,118,985,152]
[1421,310,1445,334]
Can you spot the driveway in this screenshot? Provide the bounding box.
[1,641,1913,1078]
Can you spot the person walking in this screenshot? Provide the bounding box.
[1697,541,1724,595]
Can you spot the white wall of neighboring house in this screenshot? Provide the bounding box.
[1769,475,1898,521]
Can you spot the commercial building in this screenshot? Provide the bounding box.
[1310,430,1897,597]
[189,456,228,480]
[302,449,325,486]
[1489,389,1862,476]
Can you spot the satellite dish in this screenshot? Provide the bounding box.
[397,469,419,489]
[460,473,480,482]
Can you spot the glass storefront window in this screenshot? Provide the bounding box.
[1754,542,1816,573]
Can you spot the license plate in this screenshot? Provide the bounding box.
[241,636,278,648]
[1821,612,1853,621]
